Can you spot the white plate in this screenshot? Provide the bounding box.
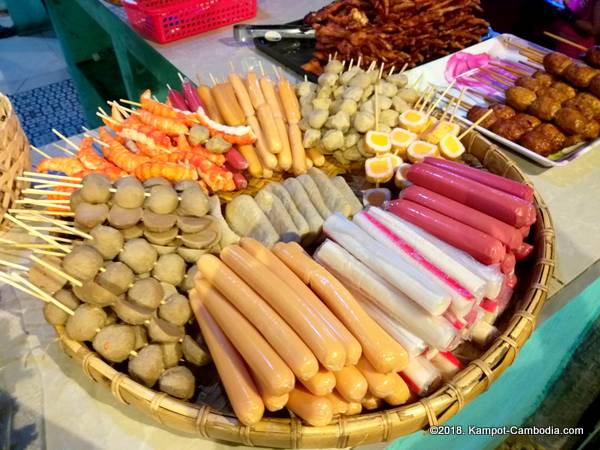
[402,33,599,167]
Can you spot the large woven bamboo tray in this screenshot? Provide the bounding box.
[50,131,555,448]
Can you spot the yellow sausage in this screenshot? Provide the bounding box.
[275,118,292,171]
[247,116,277,169]
[300,367,336,396]
[306,147,325,167]
[286,387,333,427]
[288,123,307,175]
[228,73,255,118]
[257,104,282,154]
[246,71,265,109]
[196,85,223,122]
[238,144,263,178]
[212,83,245,126]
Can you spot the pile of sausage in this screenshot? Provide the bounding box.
[298,59,420,165]
[29,173,244,399]
[190,238,411,426]
[468,50,600,156]
[199,69,311,179]
[224,167,362,248]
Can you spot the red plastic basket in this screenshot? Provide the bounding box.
[123,0,257,44]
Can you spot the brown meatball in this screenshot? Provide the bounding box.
[554,107,587,135]
[515,76,542,92]
[490,118,529,141]
[564,134,585,148]
[551,81,576,100]
[519,123,566,156]
[505,86,537,111]
[513,113,541,132]
[533,70,556,87]
[528,96,562,121]
[583,120,600,140]
[586,46,600,68]
[564,93,600,119]
[491,103,516,119]
[564,63,599,88]
[467,106,498,128]
[543,52,573,76]
[589,74,600,98]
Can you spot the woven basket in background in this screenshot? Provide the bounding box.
[0,93,30,231]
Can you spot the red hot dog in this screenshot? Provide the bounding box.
[389,199,506,265]
[423,157,534,202]
[406,163,535,228]
[399,186,523,250]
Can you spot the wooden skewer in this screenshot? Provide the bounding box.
[30,145,51,159]
[120,99,142,107]
[399,62,409,74]
[8,208,74,218]
[0,246,64,258]
[426,79,456,116]
[208,73,217,86]
[178,72,186,84]
[458,109,494,139]
[15,200,70,210]
[0,272,60,309]
[440,97,455,122]
[480,67,514,85]
[506,40,546,57]
[543,31,588,52]
[348,58,354,70]
[378,62,385,80]
[30,255,83,287]
[51,129,79,151]
[469,75,504,92]
[450,87,468,123]
[367,61,376,72]
[23,188,72,197]
[414,85,430,109]
[13,215,72,227]
[356,56,362,69]
[489,61,529,77]
[374,84,380,132]
[20,211,92,240]
[52,142,77,157]
[22,172,82,182]
[519,59,543,71]
[418,87,435,112]
[0,258,29,272]
[0,237,68,250]
[10,272,75,315]
[388,65,396,76]
[2,214,71,253]
[333,51,338,60]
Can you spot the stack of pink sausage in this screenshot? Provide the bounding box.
[315,158,535,396]
[189,238,411,427]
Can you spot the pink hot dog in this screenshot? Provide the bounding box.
[423,157,534,202]
[406,164,536,228]
[400,186,523,250]
[388,199,506,265]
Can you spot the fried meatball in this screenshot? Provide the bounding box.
[490,118,529,141]
[586,46,600,68]
[491,103,516,119]
[554,107,587,135]
[533,70,555,87]
[564,63,599,88]
[527,96,562,121]
[515,76,542,92]
[543,52,573,76]
[505,86,537,111]
[467,106,498,128]
[589,74,600,98]
[583,120,600,140]
[550,81,576,100]
[564,93,600,119]
[512,113,541,132]
[519,123,566,156]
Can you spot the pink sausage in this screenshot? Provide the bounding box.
[167,88,190,112]
[389,199,506,265]
[406,164,535,228]
[519,226,530,238]
[225,148,249,170]
[224,164,248,190]
[514,242,533,261]
[423,157,534,202]
[399,186,523,250]
[500,252,516,275]
[182,79,204,112]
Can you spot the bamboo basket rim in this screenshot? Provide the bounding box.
[49,132,555,448]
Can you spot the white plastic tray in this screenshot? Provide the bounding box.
[403,33,599,167]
